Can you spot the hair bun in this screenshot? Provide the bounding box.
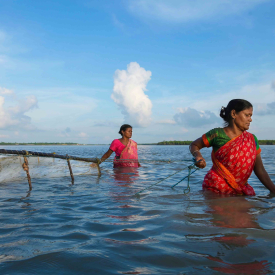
[220,106,226,119]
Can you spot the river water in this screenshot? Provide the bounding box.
[0,145,275,274]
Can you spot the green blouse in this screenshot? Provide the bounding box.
[202,128,261,153]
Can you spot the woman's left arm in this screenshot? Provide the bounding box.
[254,153,275,193]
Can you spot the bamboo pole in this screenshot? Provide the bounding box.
[22,157,32,190]
[96,162,101,177]
[0,149,98,163]
[66,158,74,184]
[0,149,102,186]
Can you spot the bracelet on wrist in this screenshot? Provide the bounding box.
[192,150,200,156]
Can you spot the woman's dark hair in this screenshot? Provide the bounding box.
[220,99,253,125]
[119,124,132,136]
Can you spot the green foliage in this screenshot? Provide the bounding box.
[157,140,192,145]
[258,140,275,145]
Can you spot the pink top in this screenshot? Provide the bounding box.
[109,139,126,157]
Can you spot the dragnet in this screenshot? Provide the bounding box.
[0,149,102,190]
[0,155,99,182]
[0,149,199,193]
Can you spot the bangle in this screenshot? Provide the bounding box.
[191,150,200,156]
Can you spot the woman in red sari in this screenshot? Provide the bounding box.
[190,99,275,195]
[99,124,140,168]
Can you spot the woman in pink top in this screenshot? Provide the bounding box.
[99,124,140,168]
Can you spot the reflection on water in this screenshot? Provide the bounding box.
[112,167,140,184]
[204,192,261,229]
[208,256,271,274]
[0,145,275,274]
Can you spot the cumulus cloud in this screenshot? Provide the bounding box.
[78,132,88,138]
[156,119,176,124]
[0,87,14,95]
[0,92,38,130]
[112,62,152,127]
[127,0,269,23]
[174,107,220,128]
[256,102,275,116]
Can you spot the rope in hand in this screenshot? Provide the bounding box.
[134,165,190,196]
[134,159,202,196]
[171,159,202,194]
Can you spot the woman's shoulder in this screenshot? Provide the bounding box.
[110,139,122,147]
[130,139,137,146]
[205,127,224,136]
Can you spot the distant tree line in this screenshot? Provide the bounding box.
[258,140,275,145]
[157,141,192,145]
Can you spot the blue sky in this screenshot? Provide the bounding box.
[0,0,275,143]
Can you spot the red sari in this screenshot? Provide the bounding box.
[203,131,257,195]
[113,139,139,168]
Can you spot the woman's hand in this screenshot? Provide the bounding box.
[189,137,207,169]
[195,156,206,169]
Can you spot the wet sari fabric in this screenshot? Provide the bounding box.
[112,139,139,168]
[202,131,257,195]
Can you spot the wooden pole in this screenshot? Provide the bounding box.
[67,158,74,184]
[96,162,101,177]
[22,157,32,190]
[0,149,98,163]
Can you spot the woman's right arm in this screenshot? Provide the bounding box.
[189,137,207,168]
[254,153,275,193]
[100,149,113,163]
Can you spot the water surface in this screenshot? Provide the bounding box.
[0,145,274,274]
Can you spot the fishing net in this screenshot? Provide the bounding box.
[0,150,101,184]
[0,149,198,193]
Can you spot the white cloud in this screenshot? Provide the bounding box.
[112,62,152,127]
[174,107,220,127]
[127,0,269,23]
[78,132,88,138]
[256,102,275,116]
[0,87,14,95]
[9,95,37,115]
[0,93,38,130]
[0,134,9,138]
[156,119,176,124]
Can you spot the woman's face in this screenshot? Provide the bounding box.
[233,107,253,131]
[122,127,132,138]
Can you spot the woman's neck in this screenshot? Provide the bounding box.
[119,136,130,145]
[224,123,243,139]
